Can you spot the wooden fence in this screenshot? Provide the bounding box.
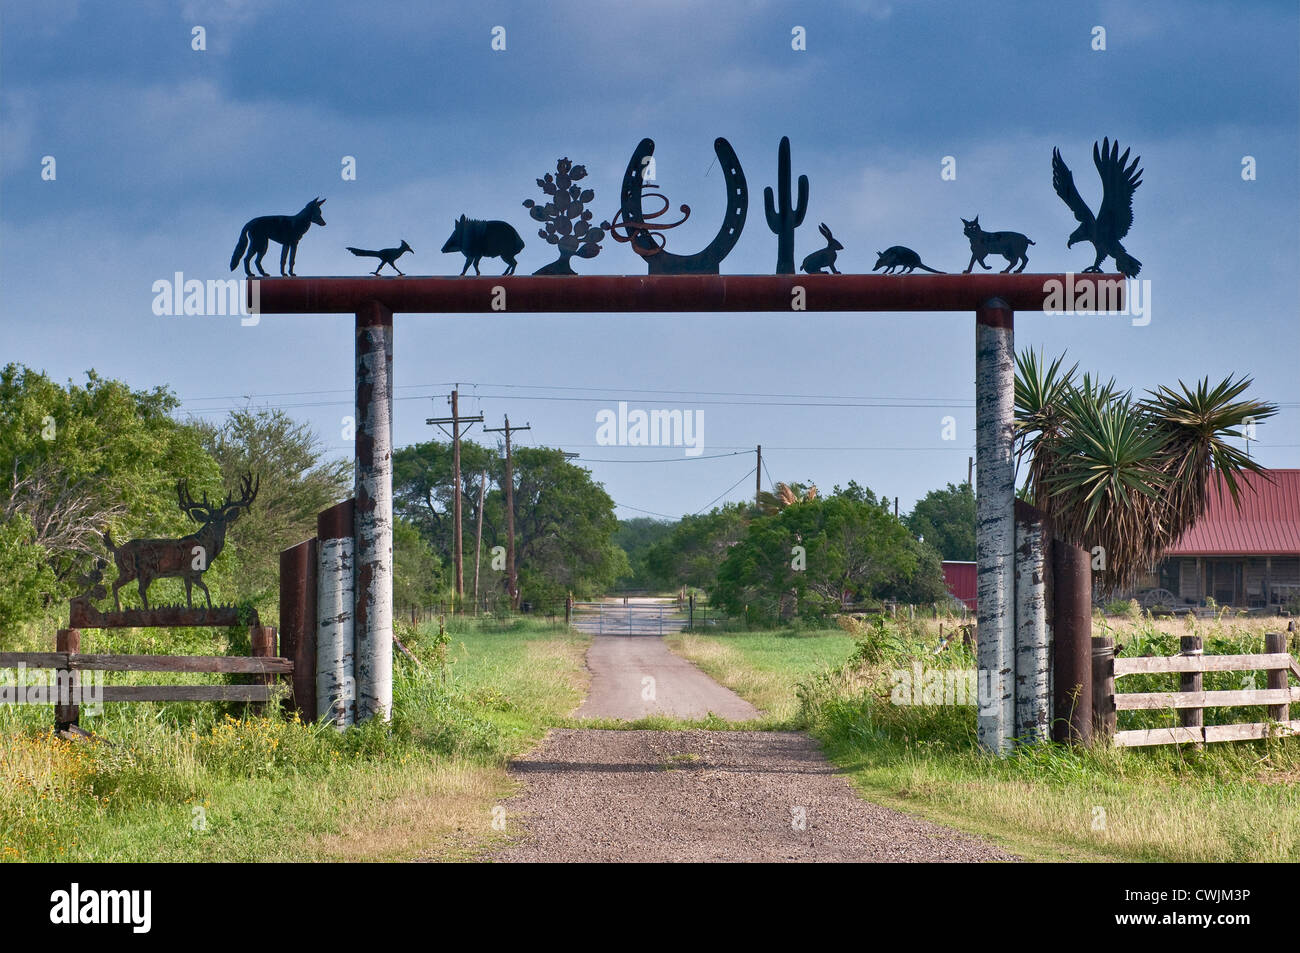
[0,626,292,733]
[1092,632,1300,747]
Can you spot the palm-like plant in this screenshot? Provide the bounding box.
[755,481,818,516]
[1014,349,1276,592]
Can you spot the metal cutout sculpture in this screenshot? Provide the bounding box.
[800,223,844,274]
[524,158,606,275]
[960,216,1034,274]
[603,137,747,274]
[347,240,413,276]
[1051,137,1143,277]
[103,473,259,613]
[441,215,525,275]
[763,136,809,274]
[230,198,326,278]
[872,245,945,274]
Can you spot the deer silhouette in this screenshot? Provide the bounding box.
[104,473,259,611]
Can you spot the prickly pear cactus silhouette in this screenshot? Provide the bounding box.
[763,136,809,275]
[523,157,605,275]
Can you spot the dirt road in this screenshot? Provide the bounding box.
[486,729,1015,862]
[573,634,759,721]
[482,625,1014,862]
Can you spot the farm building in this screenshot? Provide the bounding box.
[1132,468,1300,611]
[945,470,1300,613]
[941,560,977,611]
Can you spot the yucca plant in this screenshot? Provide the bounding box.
[1014,349,1276,592]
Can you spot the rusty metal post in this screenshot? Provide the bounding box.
[54,628,80,733]
[975,298,1015,753]
[1014,501,1050,743]
[1265,632,1288,724]
[1091,635,1116,741]
[279,538,318,722]
[1051,540,1092,744]
[318,500,355,728]
[355,301,394,721]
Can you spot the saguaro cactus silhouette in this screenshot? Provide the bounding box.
[763,136,809,274]
[524,157,605,275]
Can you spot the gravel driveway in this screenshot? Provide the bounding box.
[485,729,1016,863]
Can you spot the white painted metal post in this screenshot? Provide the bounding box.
[317,500,355,728]
[354,302,394,722]
[1014,501,1050,743]
[976,298,1016,753]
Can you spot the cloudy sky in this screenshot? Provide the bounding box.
[3,0,1297,520]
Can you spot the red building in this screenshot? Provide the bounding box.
[1138,468,1300,610]
[941,560,977,611]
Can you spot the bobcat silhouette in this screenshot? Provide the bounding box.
[961,216,1034,273]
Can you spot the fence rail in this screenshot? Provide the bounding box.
[0,626,290,731]
[1093,632,1300,748]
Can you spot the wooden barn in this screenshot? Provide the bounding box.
[1134,468,1300,610]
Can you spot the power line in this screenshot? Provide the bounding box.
[695,466,757,515]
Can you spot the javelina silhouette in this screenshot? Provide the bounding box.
[441,215,524,275]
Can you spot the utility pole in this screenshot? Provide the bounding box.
[427,389,483,605]
[968,455,974,488]
[755,444,762,504]
[472,469,487,615]
[483,416,530,610]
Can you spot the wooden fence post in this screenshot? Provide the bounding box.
[1180,634,1204,745]
[54,628,80,734]
[250,626,277,715]
[1091,636,1116,742]
[1265,632,1288,724]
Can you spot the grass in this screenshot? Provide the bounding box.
[664,628,859,723]
[670,613,1300,862]
[0,615,588,862]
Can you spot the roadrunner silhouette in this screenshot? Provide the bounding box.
[347,240,414,275]
[1052,138,1143,277]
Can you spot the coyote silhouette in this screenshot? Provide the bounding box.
[230,198,326,277]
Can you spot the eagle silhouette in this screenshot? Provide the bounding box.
[1051,138,1143,277]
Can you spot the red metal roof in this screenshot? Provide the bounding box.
[1165,469,1300,556]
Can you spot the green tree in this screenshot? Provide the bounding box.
[504,447,628,607]
[712,489,942,623]
[643,503,750,591]
[190,407,351,604]
[904,482,975,561]
[612,516,677,590]
[393,516,443,609]
[0,364,219,620]
[393,438,498,564]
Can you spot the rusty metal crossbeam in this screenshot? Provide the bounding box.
[250,273,1125,315]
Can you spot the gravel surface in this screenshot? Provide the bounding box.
[485,729,1017,863]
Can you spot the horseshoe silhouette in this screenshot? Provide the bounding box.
[614,137,748,274]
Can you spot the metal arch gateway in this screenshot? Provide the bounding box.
[253,272,1125,751]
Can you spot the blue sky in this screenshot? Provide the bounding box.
[2,0,1297,521]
